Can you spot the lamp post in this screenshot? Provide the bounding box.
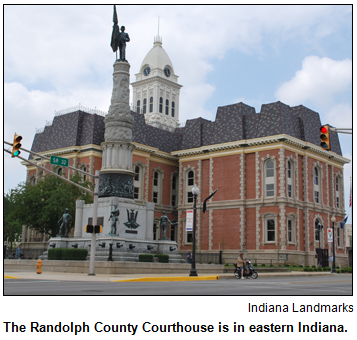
[331,215,336,273]
[189,184,199,276]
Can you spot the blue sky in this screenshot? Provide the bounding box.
[4,4,352,221]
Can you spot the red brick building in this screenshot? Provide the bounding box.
[24,38,350,266]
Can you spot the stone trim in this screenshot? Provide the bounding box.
[312,161,324,208]
[197,159,202,250]
[240,153,245,200]
[209,158,214,250]
[278,148,285,197]
[279,204,286,250]
[256,206,261,250]
[286,212,297,246]
[255,152,260,199]
[145,158,150,201]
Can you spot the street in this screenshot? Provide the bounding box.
[4,275,352,295]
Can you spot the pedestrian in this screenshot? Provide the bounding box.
[15,245,21,259]
[187,250,192,264]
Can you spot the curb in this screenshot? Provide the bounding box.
[111,275,220,282]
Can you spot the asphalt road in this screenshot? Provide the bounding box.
[4,275,352,295]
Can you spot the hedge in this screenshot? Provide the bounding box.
[139,254,154,262]
[155,254,169,263]
[48,248,88,261]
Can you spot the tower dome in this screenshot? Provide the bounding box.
[131,34,182,131]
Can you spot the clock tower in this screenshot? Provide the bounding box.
[131,34,182,131]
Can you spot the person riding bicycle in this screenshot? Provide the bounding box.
[237,253,246,279]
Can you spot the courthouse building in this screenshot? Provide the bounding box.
[24,34,350,266]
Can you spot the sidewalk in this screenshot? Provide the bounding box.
[4,270,336,282]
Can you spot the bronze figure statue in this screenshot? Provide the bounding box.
[57,208,72,237]
[109,205,120,235]
[110,5,130,61]
[157,211,177,240]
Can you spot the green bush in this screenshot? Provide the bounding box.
[323,267,330,271]
[303,268,308,271]
[62,249,88,261]
[48,248,65,260]
[292,265,297,267]
[155,254,169,263]
[299,265,303,267]
[285,264,290,267]
[317,267,322,271]
[261,264,266,267]
[312,265,316,268]
[139,254,153,262]
[336,269,341,274]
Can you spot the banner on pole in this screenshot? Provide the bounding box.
[186,210,193,232]
[327,228,333,243]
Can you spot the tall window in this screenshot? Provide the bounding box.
[57,168,62,176]
[266,219,275,242]
[165,99,169,115]
[134,166,141,199]
[149,97,153,113]
[337,227,342,247]
[171,102,175,117]
[171,175,177,206]
[265,160,275,197]
[287,219,294,243]
[82,166,87,182]
[315,219,322,241]
[287,161,292,198]
[314,167,320,203]
[336,177,340,208]
[136,100,140,114]
[143,98,147,114]
[152,170,162,204]
[186,170,194,203]
[159,97,163,113]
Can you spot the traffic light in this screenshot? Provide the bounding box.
[12,134,22,157]
[94,225,103,234]
[85,225,93,233]
[320,125,330,151]
[85,225,102,233]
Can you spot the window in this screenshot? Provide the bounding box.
[152,169,163,204]
[336,177,340,208]
[313,167,320,203]
[315,220,322,241]
[165,99,169,115]
[171,102,175,117]
[133,166,140,199]
[267,219,275,242]
[82,167,87,181]
[287,219,294,243]
[143,98,147,114]
[337,228,342,247]
[187,170,194,203]
[149,97,153,113]
[136,100,140,114]
[265,160,275,197]
[287,161,293,198]
[159,97,163,113]
[32,177,36,186]
[171,174,177,206]
[57,168,62,175]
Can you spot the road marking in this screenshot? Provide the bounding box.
[4,280,61,283]
[291,280,352,284]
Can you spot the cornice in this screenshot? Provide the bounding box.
[131,76,183,89]
[171,134,350,166]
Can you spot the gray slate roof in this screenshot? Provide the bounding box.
[30,101,342,158]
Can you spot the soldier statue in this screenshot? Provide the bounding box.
[57,208,72,237]
[157,211,177,240]
[109,205,120,235]
[118,26,130,61]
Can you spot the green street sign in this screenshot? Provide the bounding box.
[50,155,69,167]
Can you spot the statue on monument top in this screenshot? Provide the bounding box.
[110,5,130,62]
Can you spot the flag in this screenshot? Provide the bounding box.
[202,188,218,213]
[340,215,348,229]
[110,5,119,52]
[349,177,352,208]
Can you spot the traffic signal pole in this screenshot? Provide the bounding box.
[330,128,352,135]
[89,170,100,276]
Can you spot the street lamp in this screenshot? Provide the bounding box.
[189,184,199,277]
[331,215,336,273]
[315,221,323,266]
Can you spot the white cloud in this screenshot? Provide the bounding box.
[275,56,352,106]
[325,103,352,128]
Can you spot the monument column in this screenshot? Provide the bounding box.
[99,60,135,198]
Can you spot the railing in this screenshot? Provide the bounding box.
[179,251,220,264]
[55,104,107,117]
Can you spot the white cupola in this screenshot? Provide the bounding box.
[131,34,182,131]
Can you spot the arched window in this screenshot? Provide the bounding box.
[287,161,293,197]
[265,160,274,197]
[159,97,163,113]
[314,167,320,203]
[149,97,153,113]
[171,102,175,117]
[171,174,177,206]
[83,167,87,182]
[32,177,36,186]
[134,166,140,199]
[136,100,140,114]
[57,168,62,176]
[336,177,340,208]
[187,170,194,203]
[165,99,169,115]
[143,98,147,114]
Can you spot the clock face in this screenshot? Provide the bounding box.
[164,67,171,77]
[143,66,151,76]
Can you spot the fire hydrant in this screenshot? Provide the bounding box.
[36,259,42,274]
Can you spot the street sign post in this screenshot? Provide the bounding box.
[50,155,69,167]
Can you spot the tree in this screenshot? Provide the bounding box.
[12,173,94,237]
[4,189,23,249]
